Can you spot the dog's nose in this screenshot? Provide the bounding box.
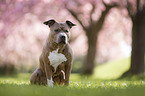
[60,35,66,40]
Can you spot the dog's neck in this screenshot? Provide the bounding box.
[45,41,66,53]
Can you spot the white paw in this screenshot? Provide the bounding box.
[47,78,54,87]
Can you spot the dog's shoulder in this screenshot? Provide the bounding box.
[63,44,72,55]
[62,44,73,62]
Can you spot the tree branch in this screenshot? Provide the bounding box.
[137,0,140,12]
[90,3,95,24]
[127,0,134,21]
[66,8,87,31]
[94,2,118,32]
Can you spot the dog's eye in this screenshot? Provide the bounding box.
[65,30,68,33]
[55,29,60,33]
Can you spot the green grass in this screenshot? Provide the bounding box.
[1,58,145,96]
[93,58,131,79]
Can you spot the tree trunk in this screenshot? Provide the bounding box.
[121,6,145,77]
[82,28,97,75]
[66,2,118,75]
[130,7,145,74]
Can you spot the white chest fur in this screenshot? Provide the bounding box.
[48,48,67,71]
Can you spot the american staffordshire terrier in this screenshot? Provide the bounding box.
[30,19,75,87]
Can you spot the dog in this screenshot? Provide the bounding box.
[30,19,75,87]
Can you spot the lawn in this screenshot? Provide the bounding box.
[0,58,145,96]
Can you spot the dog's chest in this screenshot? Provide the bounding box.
[48,48,67,71]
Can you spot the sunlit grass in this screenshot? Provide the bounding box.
[93,57,131,79]
[0,73,145,96]
[1,58,145,96]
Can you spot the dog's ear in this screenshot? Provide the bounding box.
[43,19,56,27]
[65,20,76,28]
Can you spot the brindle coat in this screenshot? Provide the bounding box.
[30,20,75,86]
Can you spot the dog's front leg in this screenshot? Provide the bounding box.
[44,63,53,87]
[64,63,72,86]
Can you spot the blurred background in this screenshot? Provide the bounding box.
[0,0,144,79]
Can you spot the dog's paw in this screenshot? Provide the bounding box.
[47,78,54,87]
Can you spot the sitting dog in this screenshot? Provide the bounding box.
[30,19,75,87]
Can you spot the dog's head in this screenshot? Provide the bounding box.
[43,19,76,45]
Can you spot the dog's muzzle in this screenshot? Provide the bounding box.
[56,33,68,44]
[59,35,66,44]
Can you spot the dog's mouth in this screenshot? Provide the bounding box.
[55,40,67,45]
[59,40,66,44]
[57,35,67,44]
